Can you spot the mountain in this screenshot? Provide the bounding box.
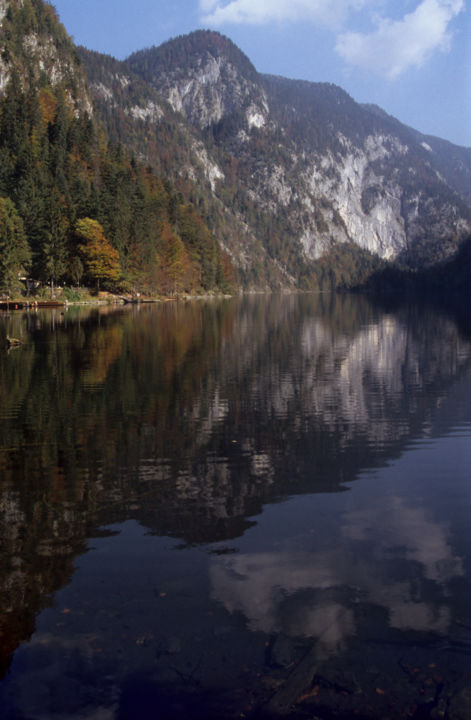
[78,43,278,288]
[362,103,471,203]
[1,3,470,293]
[0,2,233,297]
[80,29,471,289]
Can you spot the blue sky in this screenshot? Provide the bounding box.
[52,0,470,147]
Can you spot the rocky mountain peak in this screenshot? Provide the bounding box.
[126,30,269,131]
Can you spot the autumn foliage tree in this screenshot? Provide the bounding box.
[75,218,121,291]
[160,222,195,295]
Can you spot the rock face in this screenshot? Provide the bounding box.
[128,30,268,131]
[119,31,471,280]
[0,0,92,114]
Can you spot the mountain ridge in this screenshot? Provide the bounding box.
[1,4,470,293]
[116,30,471,281]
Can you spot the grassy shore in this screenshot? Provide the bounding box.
[1,286,233,309]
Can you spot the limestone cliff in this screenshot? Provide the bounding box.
[118,31,471,281]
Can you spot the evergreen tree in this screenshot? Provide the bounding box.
[40,192,69,292]
[69,255,84,287]
[0,197,31,295]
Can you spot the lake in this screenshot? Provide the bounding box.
[1,293,471,719]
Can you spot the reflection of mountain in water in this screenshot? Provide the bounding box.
[1,295,471,676]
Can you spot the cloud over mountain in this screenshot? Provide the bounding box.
[336,0,465,78]
[200,0,465,79]
[199,0,369,29]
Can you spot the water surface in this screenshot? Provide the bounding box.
[1,294,471,719]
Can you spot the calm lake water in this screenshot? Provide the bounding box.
[1,294,471,719]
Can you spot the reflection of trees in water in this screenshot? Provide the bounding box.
[0,300,238,675]
[0,295,471,676]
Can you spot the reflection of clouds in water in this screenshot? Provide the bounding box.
[373,584,451,634]
[295,603,355,655]
[211,551,337,632]
[210,496,464,652]
[342,497,464,584]
[210,552,355,655]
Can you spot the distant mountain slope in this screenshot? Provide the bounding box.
[101,30,470,285]
[362,103,471,203]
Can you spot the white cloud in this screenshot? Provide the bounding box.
[336,0,465,78]
[199,0,465,79]
[199,0,371,29]
[200,0,219,11]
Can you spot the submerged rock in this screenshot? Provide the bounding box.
[269,634,297,669]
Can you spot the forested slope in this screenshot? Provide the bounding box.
[0,0,233,297]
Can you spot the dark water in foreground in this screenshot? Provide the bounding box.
[1,294,471,719]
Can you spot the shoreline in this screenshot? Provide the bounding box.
[0,291,236,311]
[0,286,314,312]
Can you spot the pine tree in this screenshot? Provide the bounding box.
[41,193,69,294]
[0,197,31,295]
